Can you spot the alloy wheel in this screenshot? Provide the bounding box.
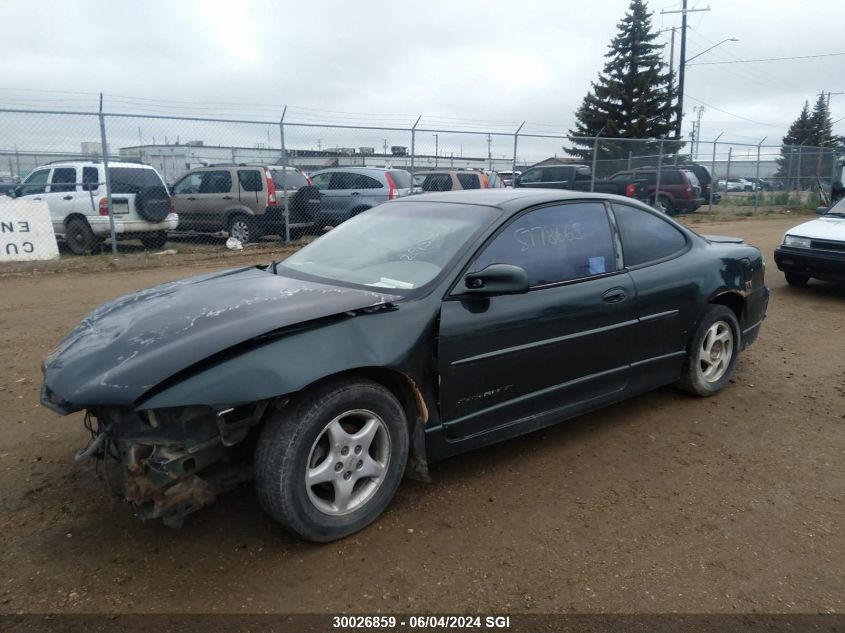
[698,320,734,383]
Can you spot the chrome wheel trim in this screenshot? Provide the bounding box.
[305,409,391,516]
[229,219,251,242]
[698,320,734,383]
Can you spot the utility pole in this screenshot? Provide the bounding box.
[661,2,711,139]
[382,139,388,155]
[487,134,492,170]
[692,106,705,160]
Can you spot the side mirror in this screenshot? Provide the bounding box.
[463,264,529,296]
[11,186,21,198]
[816,206,828,215]
[513,175,522,187]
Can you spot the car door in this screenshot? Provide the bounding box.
[438,200,637,440]
[236,169,265,219]
[170,172,203,230]
[309,172,335,217]
[610,202,698,389]
[515,166,547,189]
[354,173,387,208]
[45,166,78,230]
[194,170,234,231]
[325,172,360,219]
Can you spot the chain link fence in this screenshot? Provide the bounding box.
[1,105,842,260]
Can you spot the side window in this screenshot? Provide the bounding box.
[354,174,384,189]
[662,171,682,185]
[422,174,452,192]
[237,170,263,192]
[613,204,687,267]
[310,173,331,190]
[82,167,99,190]
[457,173,480,189]
[199,170,232,194]
[329,172,359,190]
[518,168,543,184]
[19,169,50,196]
[643,172,657,185]
[50,167,77,193]
[173,172,202,194]
[473,202,617,287]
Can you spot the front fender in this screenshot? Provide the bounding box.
[135,301,438,411]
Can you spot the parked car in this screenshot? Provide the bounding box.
[414,169,503,192]
[41,189,769,541]
[0,174,20,196]
[609,167,703,215]
[721,178,753,193]
[514,164,647,200]
[309,167,412,225]
[774,196,845,286]
[170,164,320,243]
[498,170,521,187]
[675,163,720,204]
[10,160,177,254]
[747,178,774,191]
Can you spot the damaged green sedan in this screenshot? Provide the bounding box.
[41,189,769,542]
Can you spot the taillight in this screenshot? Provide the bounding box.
[385,172,398,200]
[305,173,314,186]
[705,183,711,194]
[265,169,277,207]
[481,173,490,188]
[98,197,109,216]
[685,186,693,199]
[169,196,175,214]
[625,183,636,197]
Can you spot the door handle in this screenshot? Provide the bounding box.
[222,196,233,200]
[63,195,73,200]
[32,197,42,201]
[602,287,627,304]
[187,197,196,201]
[351,192,360,196]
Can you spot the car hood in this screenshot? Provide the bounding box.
[42,267,399,410]
[785,216,845,241]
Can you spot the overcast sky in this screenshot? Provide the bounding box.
[0,0,842,162]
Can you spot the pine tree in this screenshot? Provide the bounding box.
[778,95,843,187]
[566,0,677,167]
[775,101,813,184]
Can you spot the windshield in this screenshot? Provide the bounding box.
[280,201,500,291]
[825,197,845,216]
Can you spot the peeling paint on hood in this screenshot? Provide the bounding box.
[43,266,399,409]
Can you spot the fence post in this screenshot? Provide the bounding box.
[98,94,118,255]
[655,138,664,206]
[795,146,802,196]
[725,147,733,196]
[279,106,290,244]
[590,136,600,192]
[627,150,632,170]
[410,115,421,176]
[14,145,20,178]
[709,132,723,213]
[753,136,767,214]
[512,122,524,185]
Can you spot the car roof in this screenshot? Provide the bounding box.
[390,188,642,212]
[311,167,399,175]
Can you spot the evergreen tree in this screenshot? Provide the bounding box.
[566,0,677,166]
[775,101,813,184]
[777,95,843,187]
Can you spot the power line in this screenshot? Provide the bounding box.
[685,95,786,129]
[688,52,845,66]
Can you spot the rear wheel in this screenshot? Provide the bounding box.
[65,217,99,255]
[255,379,409,542]
[652,195,675,215]
[140,231,168,249]
[228,215,259,244]
[784,272,809,286]
[676,305,740,397]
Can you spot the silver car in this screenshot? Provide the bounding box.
[309,167,412,225]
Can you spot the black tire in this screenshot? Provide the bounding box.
[784,272,809,287]
[140,231,168,249]
[676,305,741,397]
[134,185,171,222]
[652,195,675,215]
[255,379,409,542]
[227,214,259,244]
[65,217,98,256]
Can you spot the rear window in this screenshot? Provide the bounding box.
[457,173,481,189]
[683,171,700,187]
[661,171,683,185]
[108,167,165,193]
[387,170,411,189]
[270,168,309,189]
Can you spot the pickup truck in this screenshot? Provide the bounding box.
[514,164,646,200]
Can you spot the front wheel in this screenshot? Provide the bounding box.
[676,305,741,397]
[255,380,409,542]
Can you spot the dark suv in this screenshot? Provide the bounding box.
[609,168,704,215]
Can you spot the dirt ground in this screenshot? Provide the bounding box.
[0,214,843,615]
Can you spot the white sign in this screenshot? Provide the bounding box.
[0,198,60,261]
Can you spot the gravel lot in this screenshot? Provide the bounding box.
[1,215,843,614]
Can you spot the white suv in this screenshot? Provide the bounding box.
[13,160,178,254]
